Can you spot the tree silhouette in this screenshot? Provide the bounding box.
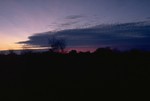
[49,37,66,52]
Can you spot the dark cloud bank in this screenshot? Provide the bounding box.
[18,21,150,51]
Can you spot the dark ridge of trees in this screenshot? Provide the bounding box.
[0,47,149,100]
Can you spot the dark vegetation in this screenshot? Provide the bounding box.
[0,47,150,100]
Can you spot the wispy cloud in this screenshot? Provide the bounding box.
[48,15,84,30]
[147,17,150,20]
[18,21,150,50]
[65,15,84,20]
[60,21,79,27]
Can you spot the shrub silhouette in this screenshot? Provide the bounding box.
[69,50,77,54]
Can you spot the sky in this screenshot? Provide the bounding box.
[0,0,150,51]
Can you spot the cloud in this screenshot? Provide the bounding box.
[48,15,82,30]
[18,32,54,47]
[65,15,84,20]
[60,21,79,27]
[147,17,150,20]
[18,21,150,50]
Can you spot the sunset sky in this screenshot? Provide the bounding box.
[0,0,150,51]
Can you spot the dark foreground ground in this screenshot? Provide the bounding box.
[0,49,150,100]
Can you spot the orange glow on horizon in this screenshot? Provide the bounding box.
[0,43,22,51]
[0,33,27,51]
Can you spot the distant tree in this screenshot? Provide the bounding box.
[48,37,66,52]
[69,50,77,54]
[94,47,112,54]
[8,49,16,55]
[0,51,6,55]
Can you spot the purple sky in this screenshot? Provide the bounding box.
[0,0,150,50]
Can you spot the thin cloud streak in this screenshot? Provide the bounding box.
[60,21,79,27]
[65,15,84,20]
